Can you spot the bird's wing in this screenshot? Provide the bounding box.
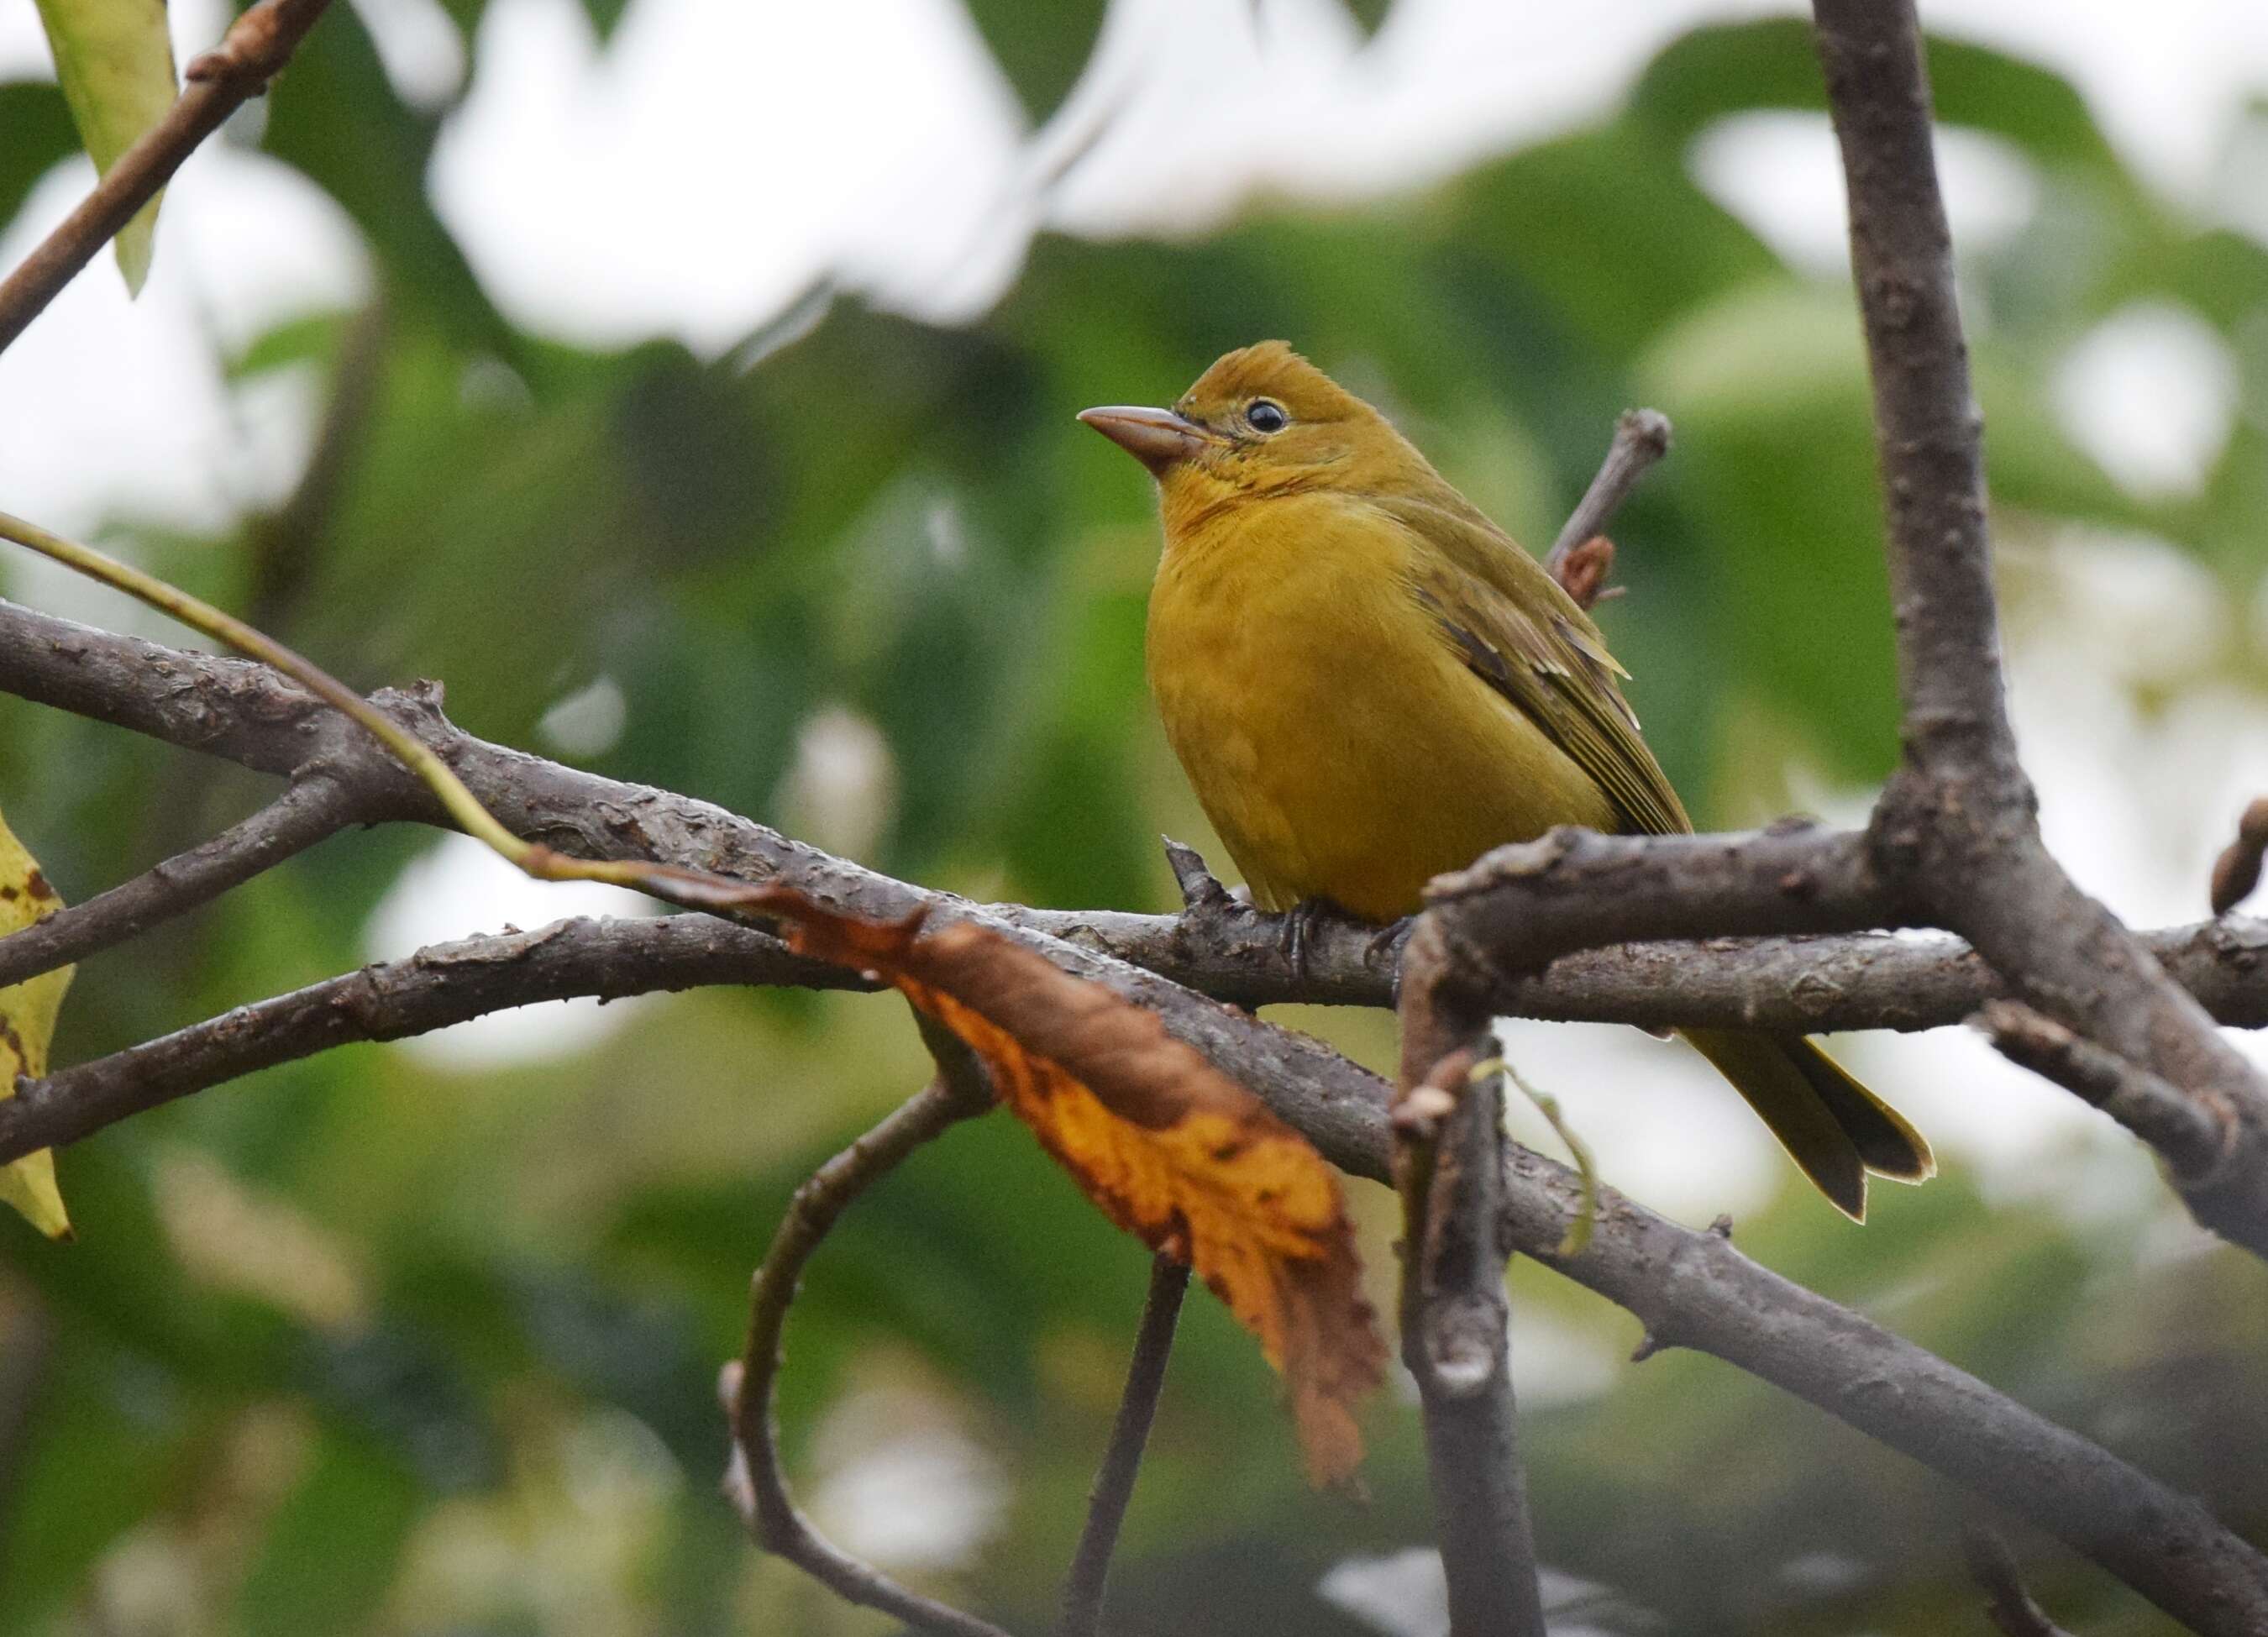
[1377,492,1692,838]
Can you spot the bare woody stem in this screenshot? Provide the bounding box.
[1545,407,1672,572]
[1056,1255,1189,1637]
[8,895,2265,1625]
[0,0,334,355]
[722,1053,1002,1637]
[1975,1000,2229,1181]
[1812,0,2268,1254]
[1961,1527,2077,1637]
[1394,924,1549,1637]
[6,582,2268,1234]
[0,774,359,989]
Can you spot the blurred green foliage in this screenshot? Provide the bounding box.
[1,4,2266,1634]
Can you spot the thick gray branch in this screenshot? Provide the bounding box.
[11,902,2260,1629]
[1812,0,2268,1258]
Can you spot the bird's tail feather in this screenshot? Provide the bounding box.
[1682,1029,1935,1222]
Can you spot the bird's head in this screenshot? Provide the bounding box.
[1079,341,1430,513]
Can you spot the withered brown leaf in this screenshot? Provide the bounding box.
[749,886,1385,1487]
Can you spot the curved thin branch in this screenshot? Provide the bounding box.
[0,774,359,989]
[0,0,334,354]
[1056,1254,1189,1637]
[722,1059,1001,1637]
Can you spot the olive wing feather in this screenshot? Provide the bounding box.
[1377,493,1691,839]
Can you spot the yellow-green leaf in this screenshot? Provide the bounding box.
[32,0,177,294]
[0,810,72,1239]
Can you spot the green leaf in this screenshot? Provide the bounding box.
[576,0,631,44]
[234,1431,420,1637]
[30,0,176,292]
[1340,0,1393,37]
[1447,125,1782,360]
[962,0,1105,124]
[0,81,81,233]
[260,18,515,353]
[1641,282,1903,781]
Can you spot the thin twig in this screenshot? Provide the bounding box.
[1056,1253,1189,1637]
[722,1053,1001,1637]
[1394,922,1549,1636]
[1961,1526,2077,1637]
[1,915,858,1161]
[2210,796,2268,916]
[0,774,358,989]
[1544,407,1672,574]
[0,0,333,354]
[1976,1000,2231,1180]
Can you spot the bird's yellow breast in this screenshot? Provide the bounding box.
[1145,490,1618,921]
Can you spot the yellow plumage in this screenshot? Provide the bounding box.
[1082,341,1933,1220]
[1148,487,1617,920]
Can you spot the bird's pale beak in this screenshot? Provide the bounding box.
[1077,405,1211,475]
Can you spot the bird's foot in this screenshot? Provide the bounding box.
[1363,916,1415,972]
[1275,896,1386,985]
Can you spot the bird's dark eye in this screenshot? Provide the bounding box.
[1244,399,1288,434]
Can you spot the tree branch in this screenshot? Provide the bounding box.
[1055,1253,1189,1637]
[1504,1146,2268,1634]
[1545,407,1672,574]
[0,774,360,989]
[10,596,2268,1203]
[1,914,855,1158]
[1961,1527,2077,1637]
[1426,821,1905,977]
[1394,926,1549,1636]
[1977,1000,2231,1182]
[7,892,2262,1627]
[2211,796,2268,916]
[0,0,334,354]
[1812,0,2268,1257]
[722,1053,1004,1637]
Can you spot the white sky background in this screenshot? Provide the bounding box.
[3,0,2268,1225]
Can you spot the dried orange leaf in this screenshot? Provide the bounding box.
[0,808,72,1239]
[754,888,1385,1486]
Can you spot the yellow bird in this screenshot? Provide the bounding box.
[1080,341,1932,1220]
